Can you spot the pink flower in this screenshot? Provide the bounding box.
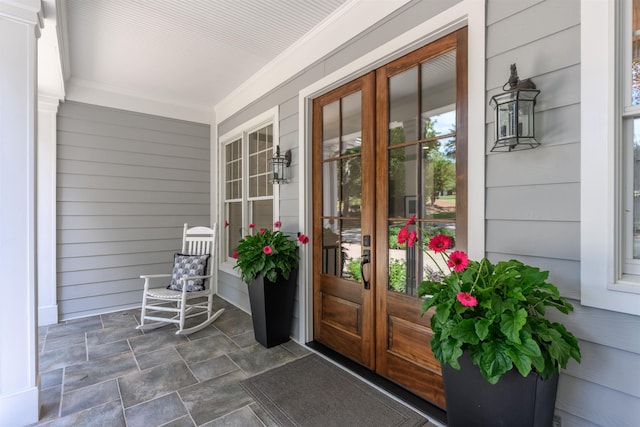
[263,246,273,254]
[274,221,282,229]
[407,230,418,247]
[260,229,266,235]
[428,234,451,253]
[397,227,409,244]
[224,220,229,228]
[447,250,469,272]
[298,234,310,244]
[457,292,477,307]
[405,214,416,226]
[249,223,256,229]
[232,251,238,259]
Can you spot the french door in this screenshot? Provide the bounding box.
[312,28,467,409]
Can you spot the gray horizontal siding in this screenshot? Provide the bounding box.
[557,374,640,427]
[486,183,580,221]
[57,101,209,138]
[57,101,210,320]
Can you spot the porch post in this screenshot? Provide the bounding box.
[0,0,43,424]
[37,96,60,326]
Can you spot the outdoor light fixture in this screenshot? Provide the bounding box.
[489,63,540,152]
[269,145,291,184]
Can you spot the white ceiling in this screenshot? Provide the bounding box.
[39,0,350,120]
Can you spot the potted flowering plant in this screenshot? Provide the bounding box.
[397,216,581,426]
[232,221,309,348]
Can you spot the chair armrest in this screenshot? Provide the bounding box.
[140,274,172,279]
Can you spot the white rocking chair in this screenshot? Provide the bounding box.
[137,223,225,335]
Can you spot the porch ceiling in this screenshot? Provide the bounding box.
[40,0,348,118]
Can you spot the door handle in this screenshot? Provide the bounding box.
[360,250,371,290]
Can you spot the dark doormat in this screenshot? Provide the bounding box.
[241,354,429,427]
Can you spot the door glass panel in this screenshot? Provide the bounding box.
[419,221,456,284]
[341,219,362,280]
[421,51,457,138]
[322,218,341,276]
[323,100,340,159]
[342,156,362,217]
[387,49,458,296]
[389,67,418,144]
[323,160,341,217]
[388,220,410,294]
[422,138,456,219]
[388,146,419,218]
[342,91,362,154]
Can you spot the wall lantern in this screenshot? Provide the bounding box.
[269,145,291,184]
[489,64,540,152]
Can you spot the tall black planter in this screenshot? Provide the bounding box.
[443,352,559,427]
[248,269,298,348]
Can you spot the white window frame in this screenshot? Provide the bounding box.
[218,107,280,275]
[581,0,640,315]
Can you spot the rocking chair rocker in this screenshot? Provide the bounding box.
[137,223,224,335]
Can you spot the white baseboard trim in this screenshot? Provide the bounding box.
[38,304,58,326]
[0,386,39,425]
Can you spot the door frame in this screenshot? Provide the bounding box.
[296,3,486,344]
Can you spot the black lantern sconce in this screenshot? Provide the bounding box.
[269,145,291,184]
[489,64,540,152]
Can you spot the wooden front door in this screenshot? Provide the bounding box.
[312,29,467,409]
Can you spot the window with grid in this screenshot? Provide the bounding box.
[221,111,277,265]
[247,125,274,233]
[224,138,243,259]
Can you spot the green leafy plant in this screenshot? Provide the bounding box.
[346,257,406,292]
[388,258,407,292]
[233,221,309,285]
[397,218,581,384]
[346,258,361,281]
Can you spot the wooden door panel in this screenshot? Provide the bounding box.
[375,28,467,410]
[313,72,376,369]
[384,353,446,408]
[320,292,362,335]
[387,316,435,369]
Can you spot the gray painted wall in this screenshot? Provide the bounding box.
[216,0,640,425]
[57,101,210,320]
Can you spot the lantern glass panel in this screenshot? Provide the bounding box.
[497,101,517,139]
[518,100,535,137]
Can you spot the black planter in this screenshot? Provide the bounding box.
[442,352,559,427]
[248,269,298,348]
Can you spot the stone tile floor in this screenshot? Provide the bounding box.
[33,296,438,426]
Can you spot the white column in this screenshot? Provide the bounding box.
[0,1,43,425]
[210,111,219,294]
[37,96,59,326]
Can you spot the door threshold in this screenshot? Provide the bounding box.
[306,341,447,426]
